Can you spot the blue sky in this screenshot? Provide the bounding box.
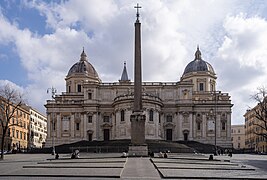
[1,0,267,125]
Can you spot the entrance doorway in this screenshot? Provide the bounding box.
[103,129,110,141]
[166,129,172,141]
[183,132,188,141]
[88,133,92,141]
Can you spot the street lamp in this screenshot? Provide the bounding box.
[47,87,57,155]
[211,91,218,156]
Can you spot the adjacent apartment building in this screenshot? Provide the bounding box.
[231,124,245,150]
[22,106,47,148]
[244,108,267,153]
[0,98,30,152]
[0,96,47,151]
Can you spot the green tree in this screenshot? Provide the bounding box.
[0,84,24,160]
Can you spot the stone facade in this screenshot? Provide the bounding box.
[45,47,233,148]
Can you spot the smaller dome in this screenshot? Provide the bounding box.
[183,47,215,75]
[67,49,99,80]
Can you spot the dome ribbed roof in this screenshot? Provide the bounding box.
[67,49,99,79]
[183,47,215,75]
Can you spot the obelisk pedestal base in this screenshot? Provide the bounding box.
[129,112,147,157]
[128,144,148,157]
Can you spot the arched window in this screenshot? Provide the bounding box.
[121,110,125,122]
[222,121,226,130]
[76,123,80,130]
[149,110,154,121]
[197,121,201,130]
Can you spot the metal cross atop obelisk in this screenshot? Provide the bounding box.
[134,3,141,21]
[129,3,148,157]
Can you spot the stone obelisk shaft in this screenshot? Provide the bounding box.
[129,4,147,156]
[134,19,142,112]
[130,14,146,146]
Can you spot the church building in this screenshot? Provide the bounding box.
[45,47,233,148]
[45,12,233,149]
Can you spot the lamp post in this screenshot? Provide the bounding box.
[47,87,57,155]
[211,91,217,156]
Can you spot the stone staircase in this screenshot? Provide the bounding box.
[29,139,194,154]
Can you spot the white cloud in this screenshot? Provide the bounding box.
[1,0,267,123]
[216,14,267,124]
[0,80,25,95]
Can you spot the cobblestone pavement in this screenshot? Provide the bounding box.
[0,153,266,179]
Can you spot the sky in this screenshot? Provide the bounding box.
[1,0,267,125]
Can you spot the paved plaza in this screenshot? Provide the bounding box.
[0,153,266,179]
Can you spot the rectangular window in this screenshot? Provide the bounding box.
[16,130,19,138]
[88,115,92,123]
[166,115,172,122]
[199,83,204,91]
[103,116,110,123]
[159,114,161,124]
[68,86,71,92]
[76,123,80,130]
[222,121,226,130]
[88,93,92,99]
[53,122,56,131]
[121,110,125,122]
[149,110,154,121]
[77,84,82,92]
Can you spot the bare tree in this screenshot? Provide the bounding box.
[251,87,267,145]
[0,84,24,160]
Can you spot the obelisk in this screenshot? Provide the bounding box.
[128,3,148,156]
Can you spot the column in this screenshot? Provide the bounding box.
[178,113,183,140]
[202,114,206,138]
[56,113,61,138]
[189,113,193,139]
[71,113,75,138]
[80,114,84,138]
[227,113,231,138]
[217,114,221,138]
[83,113,87,140]
[192,113,195,139]
[96,112,100,140]
[47,113,51,138]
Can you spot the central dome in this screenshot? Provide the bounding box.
[183,47,215,76]
[67,49,100,81]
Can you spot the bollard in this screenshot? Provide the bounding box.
[209,154,213,160]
